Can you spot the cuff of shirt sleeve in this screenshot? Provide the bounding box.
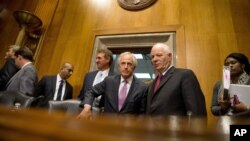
[84,104,91,109]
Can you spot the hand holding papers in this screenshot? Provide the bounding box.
[229,84,250,106]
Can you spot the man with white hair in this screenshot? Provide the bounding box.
[146,43,207,116]
[77,52,147,119]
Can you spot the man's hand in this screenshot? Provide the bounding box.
[76,105,92,120]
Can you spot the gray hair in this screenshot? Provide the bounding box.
[117,52,137,67]
[97,48,113,66]
[9,45,20,53]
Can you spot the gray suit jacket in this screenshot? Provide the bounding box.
[81,74,147,115]
[6,63,38,96]
[146,67,207,116]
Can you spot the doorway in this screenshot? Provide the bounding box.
[90,32,176,82]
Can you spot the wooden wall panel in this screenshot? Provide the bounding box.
[0,0,58,64]
[1,0,250,120]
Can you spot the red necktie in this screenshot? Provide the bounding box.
[154,74,162,93]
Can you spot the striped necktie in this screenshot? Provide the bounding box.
[118,80,128,110]
[154,74,162,93]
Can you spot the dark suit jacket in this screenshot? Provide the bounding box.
[0,58,19,91]
[78,70,115,100]
[81,75,147,115]
[35,75,73,107]
[146,67,207,116]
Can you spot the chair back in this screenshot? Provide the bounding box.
[48,100,82,116]
[0,91,35,109]
[30,95,45,108]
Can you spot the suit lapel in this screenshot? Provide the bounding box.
[63,82,70,100]
[152,67,175,96]
[8,62,32,83]
[91,71,98,84]
[7,69,20,86]
[112,75,120,111]
[122,76,136,108]
[51,76,57,95]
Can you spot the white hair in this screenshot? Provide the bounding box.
[153,43,172,54]
[117,52,137,67]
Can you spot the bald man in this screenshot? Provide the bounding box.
[34,62,74,108]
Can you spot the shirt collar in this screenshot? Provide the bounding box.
[99,68,110,77]
[21,62,32,69]
[161,65,173,76]
[57,74,64,82]
[120,75,133,84]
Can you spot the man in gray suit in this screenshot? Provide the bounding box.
[6,47,38,96]
[147,43,207,116]
[77,52,147,119]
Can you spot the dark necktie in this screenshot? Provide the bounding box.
[118,80,128,110]
[154,74,162,93]
[56,80,64,101]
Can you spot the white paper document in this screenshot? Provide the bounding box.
[229,84,250,105]
[223,66,230,89]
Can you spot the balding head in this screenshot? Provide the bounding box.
[59,62,74,80]
[150,43,172,73]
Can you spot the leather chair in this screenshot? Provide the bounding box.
[0,90,35,109]
[30,95,45,108]
[48,99,101,117]
[48,100,83,116]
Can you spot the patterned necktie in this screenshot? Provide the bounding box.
[56,80,64,100]
[154,74,162,93]
[118,80,128,110]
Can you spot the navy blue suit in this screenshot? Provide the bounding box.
[35,75,73,107]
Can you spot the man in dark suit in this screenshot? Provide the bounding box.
[77,48,115,108]
[34,62,74,107]
[0,45,20,91]
[6,47,38,96]
[147,43,207,116]
[77,52,147,119]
